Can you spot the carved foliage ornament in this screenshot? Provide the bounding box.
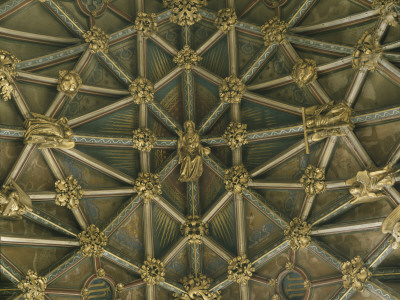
[215,8,238,33]
[129,77,155,104]
[181,215,209,244]
[300,165,326,196]
[219,76,245,104]
[83,26,109,53]
[18,270,47,300]
[0,180,32,218]
[0,49,19,101]
[132,128,157,152]
[96,268,106,278]
[174,45,202,71]
[285,261,294,271]
[228,254,255,284]
[23,112,75,149]
[284,217,312,249]
[163,0,207,26]
[133,172,162,202]
[292,59,318,87]
[173,274,221,300]
[78,224,108,257]
[223,122,248,150]
[224,165,251,193]
[372,0,399,26]
[352,29,382,71]
[134,12,158,36]
[140,257,165,285]
[261,17,288,46]
[341,256,371,291]
[57,70,82,96]
[55,175,83,209]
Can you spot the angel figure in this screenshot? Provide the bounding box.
[0,180,32,219]
[347,164,398,205]
[23,112,75,149]
[177,120,210,182]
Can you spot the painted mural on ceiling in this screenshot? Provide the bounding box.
[0,0,400,299]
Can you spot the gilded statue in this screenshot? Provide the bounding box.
[346,164,398,205]
[57,70,82,96]
[177,120,210,182]
[303,101,353,148]
[23,112,75,149]
[0,180,32,219]
[382,205,400,249]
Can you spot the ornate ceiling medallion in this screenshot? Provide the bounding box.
[261,17,288,46]
[140,257,165,285]
[174,45,202,71]
[341,256,371,291]
[0,49,19,102]
[300,165,326,196]
[133,172,162,202]
[292,59,318,87]
[163,0,207,26]
[352,29,382,71]
[78,224,108,257]
[54,175,83,209]
[83,26,110,53]
[227,254,255,284]
[129,77,155,104]
[219,76,245,104]
[76,0,110,17]
[284,218,312,249]
[224,165,251,193]
[181,215,209,244]
[215,8,238,33]
[132,128,157,152]
[57,70,82,96]
[223,122,248,150]
[134,12,158,36]
[173,274,221,300]
[17,270,47,300]
[23,113,75,149]
[0,180,32,218]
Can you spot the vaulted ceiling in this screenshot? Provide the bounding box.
[1,0,400,299]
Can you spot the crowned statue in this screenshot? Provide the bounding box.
[0,180,32,219]
[23,112,75,149]
[177,120,210,182]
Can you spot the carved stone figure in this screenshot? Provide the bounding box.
[23,112,75,149]
[0,49,19,101]
[57,70,82,96]
[352,29,382,71]
[134,12,158,36]
[347,164,397,205]
[0,180,32,219]
[177,120,210,182]
[303,101,353,141]
[292,59,318,87]
[382,205,400,249]
[173,274,221,300]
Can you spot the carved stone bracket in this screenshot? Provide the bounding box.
[163,0,207,26]
[132,128,157,152]
[83,26,110,53]
[134,12,158,36]
[129,77,155,104]
[57,70,82,96]
[300,165,326,196]
[292,59,318,87]
[181,215,209,244]
[341,256,371,291]
[0,49,19,102]
[227,254,255,284]
[219,76,245,104]
[223,122,248,150]
[133,172,162,203]
[17,270,47,300]
[174,46,202,71]
[78,224,108,257]
[261,17,288,46]
[215,8,238,33]
[55,175,83,209]
[224,165,251,193]
[284,217,312,249]
[140,257,165,285]
[173,274,221,300]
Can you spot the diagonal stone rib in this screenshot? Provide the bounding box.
[201,191,233,223]
[0,0,32,21]
[378,58,400,87]
[309,238,345,270]
[0,235,79,247]
[109,25,136,44]
[310,194,354,226]
[68,96,134,128]
[243,91,302,115]
[102,248,141,273]
[240,45,277,84]
[331,287,356,300]
[45,251,84,284]
[0,253,23,284]
[251,239,290,270]
[150,33,178,56]
[154,67,183,91]
[247,75,293,91]
[351,106,400,126]
[286,34,353,55]
[196,30,225,56]
[365,278,400,300]
[83,187,135,198]
[311,218,384,236]
[345,68,368,107]
[56,148,135,185]
[203,153,226,179]
[148,101,183,133]
[317,56,353,73]
[365,235,394,269]
[161,237,188,265]
[11,83,30,119]
[4,144,36,185]
[40,148,65,180]
[197,102,229,135]
[154,196,186,224]
[343,128,374,168]
[72,134,133,147]
[157,153,179,181]
[192,65,223,85]
[97,51,133,85]
[248,181,303,189]
[203,236,234,261]
[287,0,319,27]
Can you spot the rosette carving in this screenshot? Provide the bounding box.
[78,224,108,257]
[17,270,47,300]
[341,256,371,291]
[215,8,238,33]
[83,26,109,53]
[174,45,202,71]
[140,257,165,285]
[261,17,288,46]
[134,12,158,36]
[223,122,248,150]
[227,255,255,284]
[54,175,83,209]
[224,165,251,193]
[163,0,207,26]
[219,76,245,104]
[132,128,156,152]
[300,165,326,196]
[181,215,209,244]
[284,218,312,249]
[133,172,162,202]
[129,77,155,104]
